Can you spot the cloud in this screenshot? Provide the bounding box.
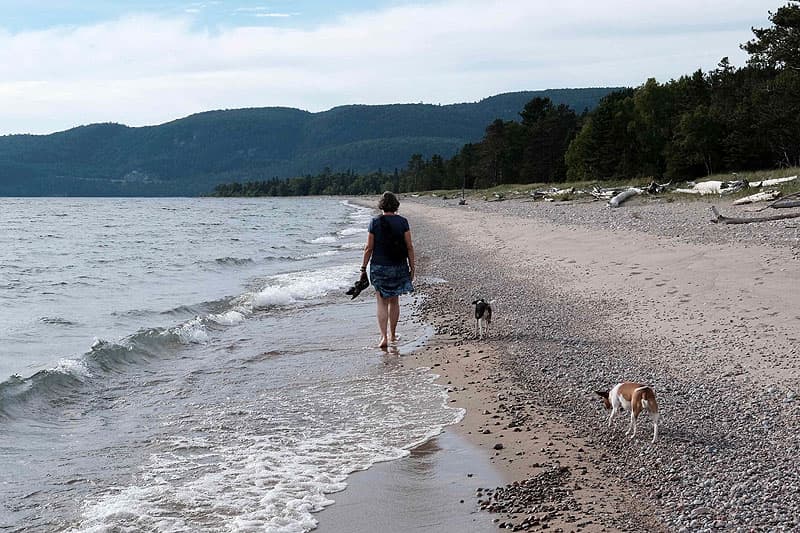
[253,13,297,18]
[233,6,297,17]
[0,0,779,134]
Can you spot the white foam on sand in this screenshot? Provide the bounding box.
[70,368,462,533]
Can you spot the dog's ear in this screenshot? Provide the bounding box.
[471,300,478,305]
[594,390,609,399]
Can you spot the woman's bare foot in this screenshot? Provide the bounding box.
[378,336,389,349]
[390,334,399,343]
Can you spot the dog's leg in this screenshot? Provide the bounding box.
[651,412,660,443]
[629,399,644,439]
[628,411,638,438]
[607,407,617,427]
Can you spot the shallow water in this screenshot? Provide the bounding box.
[0,197,463,532]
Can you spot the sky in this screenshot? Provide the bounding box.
[0,0,785,135]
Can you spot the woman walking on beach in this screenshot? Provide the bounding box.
[360,191,415,349]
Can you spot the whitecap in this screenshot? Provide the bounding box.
[307,236,337,245]
[53,357,93,379]
[170,317,208,344]
[250,265,353,309]
[303,250,340,259]
[337,227,363,237]
[209,310,246,326]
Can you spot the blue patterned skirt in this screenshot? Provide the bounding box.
[369,264,414,298]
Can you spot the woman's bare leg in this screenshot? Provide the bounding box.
[376,292,389,348]
[387,296,400,342]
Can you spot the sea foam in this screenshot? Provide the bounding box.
[69,367,462,533]
[251,265,352,308]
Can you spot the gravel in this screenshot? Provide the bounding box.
[407,194,800,532]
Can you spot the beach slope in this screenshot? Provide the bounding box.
[401,196,800,531]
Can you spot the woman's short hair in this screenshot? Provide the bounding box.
[378,191,400,213]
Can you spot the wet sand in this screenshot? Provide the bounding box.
[316,430,504,532]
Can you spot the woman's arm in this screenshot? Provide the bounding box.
[360,233,375,273]
[404,230,415,280]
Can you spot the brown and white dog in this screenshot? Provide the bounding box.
[595,382,660,443]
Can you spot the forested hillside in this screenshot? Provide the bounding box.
[0,88,617,196]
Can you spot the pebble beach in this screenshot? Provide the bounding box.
[397,193,800,532]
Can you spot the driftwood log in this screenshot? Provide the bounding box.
[608,187,642,208]
[771,199,800,209]
[676,180,747,195]
[749,175,797,187]
[732,190,780,205]
[710,206,800,224]
[750,191,800,212]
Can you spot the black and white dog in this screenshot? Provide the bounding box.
[471,299,492,339]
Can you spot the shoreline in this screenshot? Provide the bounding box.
[316,430,504,533]
[393,194,799,531]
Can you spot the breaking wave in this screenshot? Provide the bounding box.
[0,264,355,421]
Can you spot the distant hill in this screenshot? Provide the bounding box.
[0,88,622,196]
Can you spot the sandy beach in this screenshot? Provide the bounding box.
[385,194,798,532]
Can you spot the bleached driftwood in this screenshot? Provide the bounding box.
[608,187,642,208]
[710,206,800,224]
[530,187,576,200]
[644,181,672,194]
[732,190,781,205]
[749,191,800,212]
[676,180,747,195]
[749,175,798,187]
[590,186,626,200]
[675,181,724,195]
[550,187,575,196]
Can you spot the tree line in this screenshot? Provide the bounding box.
[214,1,800,197]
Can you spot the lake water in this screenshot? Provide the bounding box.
[0,197,464,532]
